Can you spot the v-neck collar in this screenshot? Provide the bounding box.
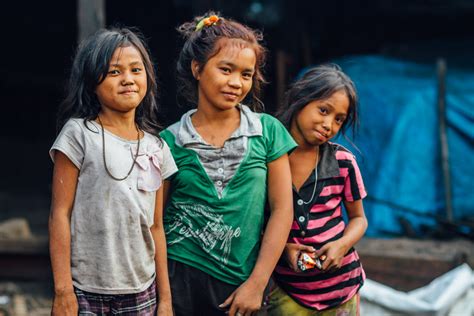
[175,104,263,147]
[296,142,341,191]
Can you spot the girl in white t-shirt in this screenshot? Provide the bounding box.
[49,27,176,316]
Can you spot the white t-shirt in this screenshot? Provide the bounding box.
[50,118,177,294]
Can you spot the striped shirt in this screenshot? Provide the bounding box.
[273,142,367,311]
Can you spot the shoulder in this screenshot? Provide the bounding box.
[329,142,361,169]
[159,123,179,147]
[257,113,288,135]
[62,118,84,131]
[330,142,355,158]
[60,118,100,136]
[258,112,281,125]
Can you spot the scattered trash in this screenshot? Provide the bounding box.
[360,263,474,315]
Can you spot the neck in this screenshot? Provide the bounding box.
[193,105,240,127]
[98,108,137,130]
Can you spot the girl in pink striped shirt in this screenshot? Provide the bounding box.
[267,64,368,315]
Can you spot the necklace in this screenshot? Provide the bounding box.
[97,115,141,181]
[301,148,320,205]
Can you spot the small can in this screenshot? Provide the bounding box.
[297,252,326,271]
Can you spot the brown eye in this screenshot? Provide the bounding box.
[242,72,253,79]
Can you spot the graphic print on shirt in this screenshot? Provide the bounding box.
[166,202,241,266]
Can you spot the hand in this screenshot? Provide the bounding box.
[51,289,78,316]
[157,299,173,316]
[219,279,264,316]
[283,243,315,272]
[314,240,348,271]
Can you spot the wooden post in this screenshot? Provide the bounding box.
[436,58,453,223]
[77,0,105,44]
[275,50,287,113]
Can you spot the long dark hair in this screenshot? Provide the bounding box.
[277,64,359,137]
[57,27,160,134]
[176,11,267,112]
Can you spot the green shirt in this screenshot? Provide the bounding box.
[161,112,296,285]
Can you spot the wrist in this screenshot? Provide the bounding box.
[156,288,172,303]
[337,238,350,254]
[247,274,269,292]
[54,285,74,296]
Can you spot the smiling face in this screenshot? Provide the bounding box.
[193,38,256,113]
[291,90,350,148]
[95,45,147,115]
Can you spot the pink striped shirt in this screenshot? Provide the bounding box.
[273,142,367,311]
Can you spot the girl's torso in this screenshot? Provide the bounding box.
[274,142,367,311]
[50,118,177,294]
[161,105,297,285]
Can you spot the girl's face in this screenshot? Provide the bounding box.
[96,45,147,115]
[193,39,256,112]
[291,90,349,148]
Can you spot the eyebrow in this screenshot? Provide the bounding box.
[110,61,144,67]
[321,102,347,116]
[218,60,255,72]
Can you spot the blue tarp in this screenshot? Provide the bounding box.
[316,56,474,237]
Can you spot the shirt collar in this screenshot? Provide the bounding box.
[176,104,262,146]
[318,142,341,179]
[297,142,340,190]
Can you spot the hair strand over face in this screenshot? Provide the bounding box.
[276,63,359,138]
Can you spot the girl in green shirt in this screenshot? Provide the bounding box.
[161,11,296,316]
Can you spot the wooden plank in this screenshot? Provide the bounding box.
[77,0,105,43]
[357,237,474,291]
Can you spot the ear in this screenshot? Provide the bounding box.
[191,60,200,80]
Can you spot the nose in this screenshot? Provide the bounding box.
[322,117,332,131]
[121,71,134,85]
[228,74,242,89]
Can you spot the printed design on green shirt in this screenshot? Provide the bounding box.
[166,202,241,265]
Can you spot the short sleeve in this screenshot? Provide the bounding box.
[261,114,297,163]
[342,153,367,202]
[49,119,85,169]
[160,140,178,180]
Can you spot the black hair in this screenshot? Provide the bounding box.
[176,11,267,111]
[57,26,160,134]
[277,64,359,138]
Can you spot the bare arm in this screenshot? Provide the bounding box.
[221,154,293,316]
[151,184,173,315]
[162,180,171,209]
[316,199,368,270]
[49,151,79,315]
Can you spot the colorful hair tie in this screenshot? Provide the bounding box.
[195,15,220,32]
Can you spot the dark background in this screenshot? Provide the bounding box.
[0,0,473,236]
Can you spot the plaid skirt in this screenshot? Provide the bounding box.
[74,280,157,315]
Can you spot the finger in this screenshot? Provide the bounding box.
[228,299,240,316]
[219,291,235,309]
[297,244,316,253]
[314,246,327,258]
[321,257,333,271]
[288,260,298,272]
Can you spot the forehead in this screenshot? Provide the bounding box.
[308,90,350,114]
[209,38,257,65]
[110,45,143,63]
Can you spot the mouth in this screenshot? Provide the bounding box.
[222,91,240,101]
[119,89,138,95]
[315,130,329,141]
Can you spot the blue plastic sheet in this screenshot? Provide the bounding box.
[305,56,474,237]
